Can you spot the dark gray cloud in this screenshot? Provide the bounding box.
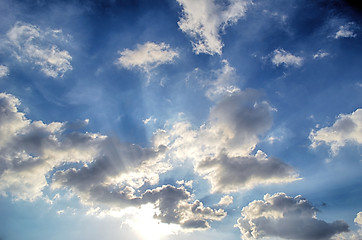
[235,192,349,240]
[57,183,226,230]
[52,137,165,191]
[210,89,273,137]
[197,152,298,192]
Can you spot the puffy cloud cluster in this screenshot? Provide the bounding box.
[235,192,349,240]
[177,0,250,55]
[0,92,104,200]
[335,22,357,39]
[271,48,303,67]
[116,42,179,72]
[0,65,9,78]
[310,109,362,155]
[0,92,225,230]
[6,22,72,78]
[166,89,298,193]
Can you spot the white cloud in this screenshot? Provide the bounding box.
[116,42,179,72]
[271,48,303,67]
[165,90,298,193]
[177,0,250,55]
[0,92,105,200]
[0,92,170,202]
[235,192,349,240]
[310,109,362,155]
[143,116,157,125]
[356,212,362,226]
[216,195,233,206]
[0,65,9,78]
[205,59,241,100]
[7,22,72,78]
[335,22,357,39]
[313,50,329,59]
[0,92,226,231]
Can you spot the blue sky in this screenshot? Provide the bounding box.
[0,0,361,239]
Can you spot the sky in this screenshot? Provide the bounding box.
[0,0,361,239]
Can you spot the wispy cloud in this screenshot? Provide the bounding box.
[0,65,9,78]
[235,193,349,240]
[116,42,178,72]
[335,22,357,39]
[205,60,241,100]
[177,0,250,55]
[6,22,72,78]
[271,48,303,67]
[313,50,329,59]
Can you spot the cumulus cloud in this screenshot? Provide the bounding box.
[6,22,72,78]
[271,48,303,67]
[168,90,274,160]
[55,182,226,230]
[177,0,250,55]
[0,65,9,78]
[116,42,179,72]
[216,195,233,206]
[335,22,357,39]
[235,192,349,240]
[0,92,105,200]
[310,109,362,155]
[165,90,298,193]
[142,185,226,229]
[332,212,362,240]
[197,152,298,193]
